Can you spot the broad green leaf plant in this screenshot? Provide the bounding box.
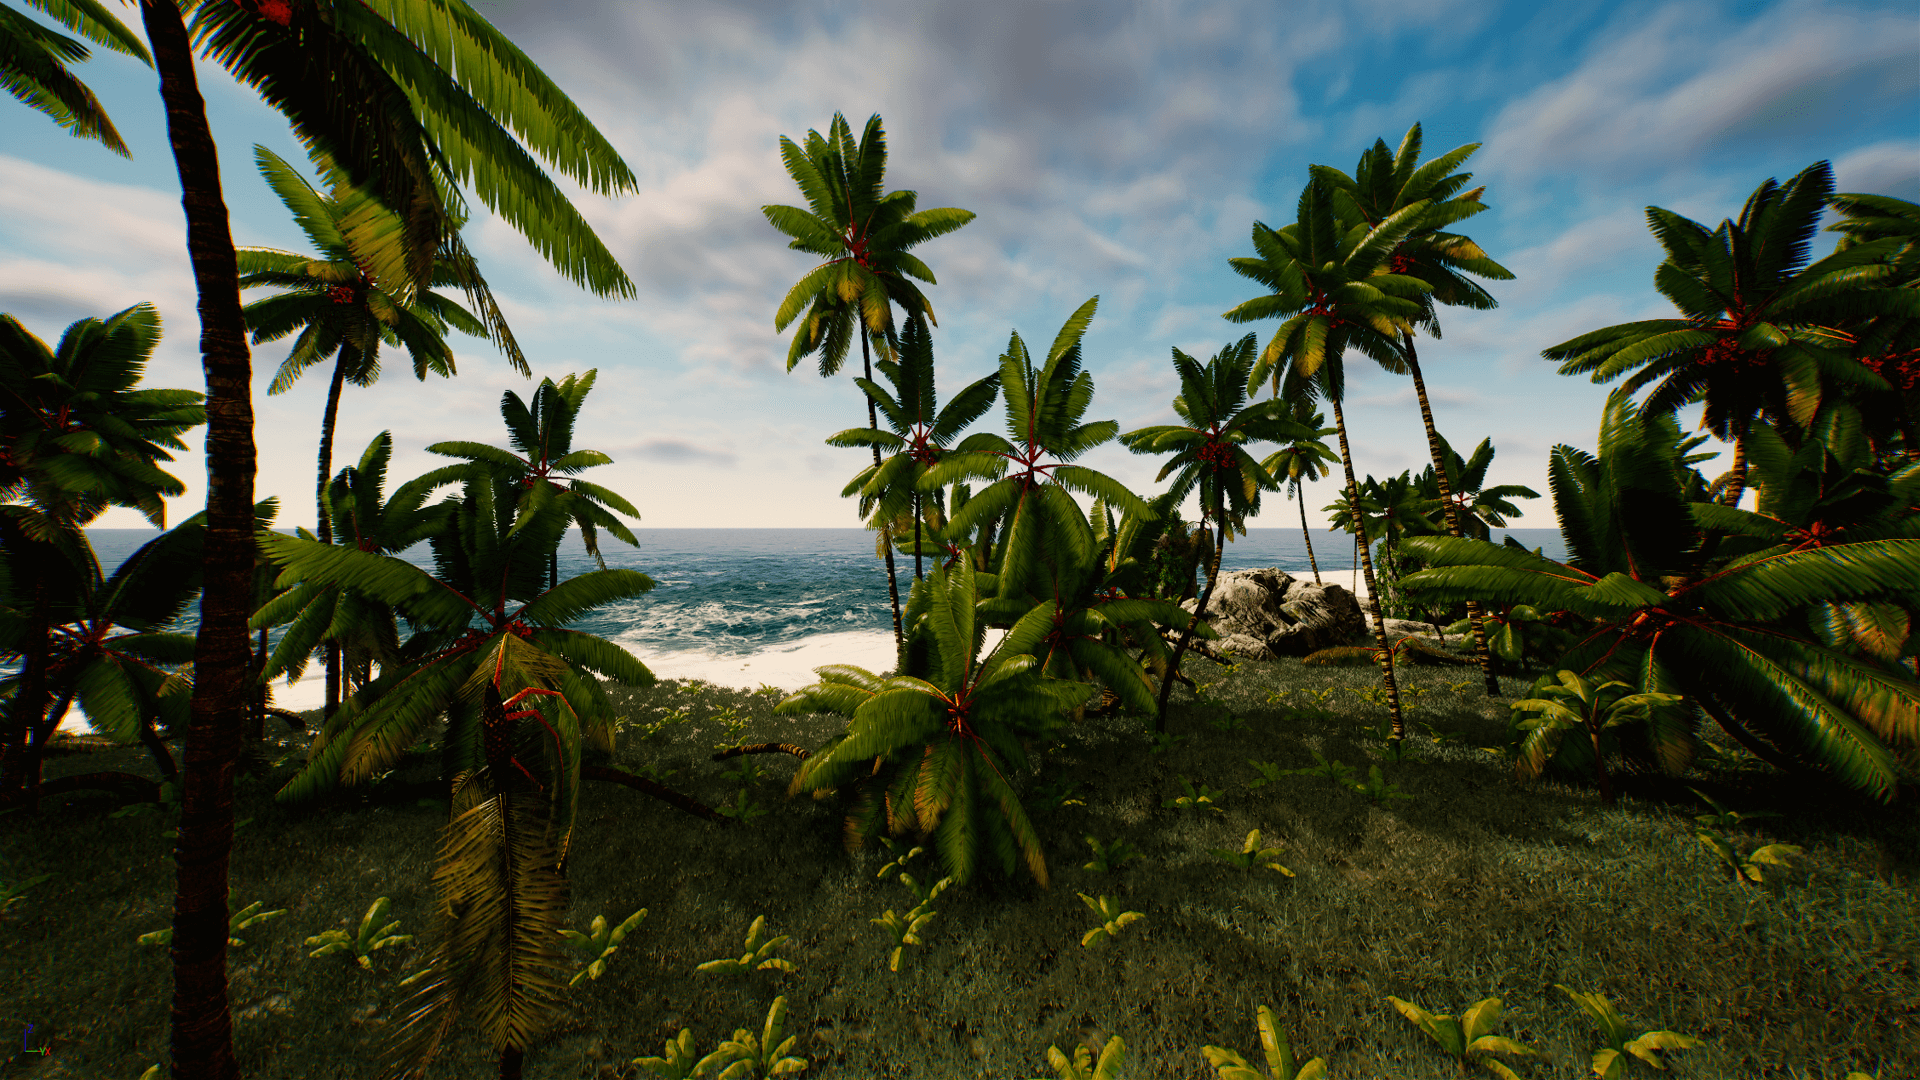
[1555,984,1703,1077]
[559,907,647,987]
[1510,670,1686,806]
[304,895,415,970]
[696,915,797,975]
[1385,994,1542,1079]
[1200,1002,1327,1079]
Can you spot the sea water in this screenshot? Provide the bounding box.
[48,526,1568,735]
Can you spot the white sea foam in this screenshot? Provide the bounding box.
[621,629,899,691]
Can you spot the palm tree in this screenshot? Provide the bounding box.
[763,112,977,652]
[1259,402,1338,584]
[239,144,499,719]
[427,370,641,591]
[1120,333,1309,728]
[1222,177,1433,743]
[0,302,203,807]
[1418,435,1539,541]
[1,0,152,155]
[261,462,658,1079]
[71,0,641,1071]
[1401,390,1920,802]
[1817,193,1920,468]
[1310,123,1518,695]
[923,297,1154,610]
[829,312,1001,585]
[1542,161,1910,508]
[776,557,1096,890]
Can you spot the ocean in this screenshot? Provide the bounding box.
[48,526,1569,736]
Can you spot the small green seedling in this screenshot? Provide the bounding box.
[1350,764,1413,805]
[304,896,415,969]
[1386,995,1541,1079]
[1694,830,1803,885]
[719,755,771,786]
[698,995,810,1078]
[1207,830,1294,876]
[140,900,287,949]
[1082,835,1142,873]
[870,903,936,972]
[1200,1002,1326,1079]
[1687,787,1783,832]
[1078,894,1145,949]
[1163,775,1226,814]
[1148,731,1189,755]
[694,915,796,975]
[1444,680,1476,694]
[1024,1036,1128,1080]
[1556,984,1703,1077]
[1421,722,1463,746]
[714,789,770,822]
[1032,776,1088,811]
[1243,759,1286,791]
[559,908,649,986]
[874,836,923,877]
[631,1028,705,1079]
[1285,749,1355,787]
[1210,712,1249,733]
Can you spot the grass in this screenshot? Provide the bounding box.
[1,652,1916,1079]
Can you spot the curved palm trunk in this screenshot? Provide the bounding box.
[317,355,348,720]
[0,574,52,809]
[859,331,905,664]
[1585,720,1616,806]
[141,2,253,1077]
[1329,395,1407,744]
[1295,482,1321,584]
[1719,434,1748,508]
[1154,520,1225,733]
[1401,334,1500,696]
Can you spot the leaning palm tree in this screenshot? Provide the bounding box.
[1310,122,1518,694]
[1222,177,1433,744]
[1120,333,1309,728]
[72,0,641,1072]
[1542,161,1909,507]
[1259,401,1339,583]
[763,111,977,652]
[0,0,152,155]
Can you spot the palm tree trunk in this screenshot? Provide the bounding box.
[859,331,905,664]
[1155,519,1225,733]
[318,355,347,720]
[19,683,79,814]
[913,490,923,582]
[1402,333,1499,696]
[0,573,51,809]
[1719,434,1748,508]
[141,2,252,1076]
[1295,482,1321,584]
[1587,722,1615,806]
[1329,395,1407,744]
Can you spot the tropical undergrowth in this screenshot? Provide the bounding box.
[5,653,1915,1079]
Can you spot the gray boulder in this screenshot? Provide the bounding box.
[1179,568,1367,659]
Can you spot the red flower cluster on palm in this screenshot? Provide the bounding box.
[326,285,356,305]
[1861,348,1920,392]
[1196,438,1235,470]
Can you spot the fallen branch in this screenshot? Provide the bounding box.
[582,765,731,825]
[712,743,811,761]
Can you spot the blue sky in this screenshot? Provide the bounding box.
[4,0,1916,531]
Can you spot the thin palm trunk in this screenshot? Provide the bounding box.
[318,355,347,719]
[0,574,51,808]
[860,331,904,664]
[1329,395,1406,744]
[1719,434,1748,508]
[1154,519,1225,733]
[1295,481,1321,584]
[1586,722,1616,806]
[1401,333,1499,696]
[913,490,923,581]
[142,1,253,1075]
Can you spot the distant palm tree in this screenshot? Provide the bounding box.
[1259,402,1338,583]
[0,0,152,155]
[764,112,976,652]
[1223,178,1433,743]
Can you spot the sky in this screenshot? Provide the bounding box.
[4,0,1917,534]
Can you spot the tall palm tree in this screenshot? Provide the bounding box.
[763,112,976,653]
[64,1,641,1073]
[1543,161,1909,508]
[1259,402,1338,583]
[1310,122,1517,694]
[1223,177,1433,744]
[1,0,152,155]
[829,312,1001,584]
[0,302,203,807]
[428,370,641,591]
[1418,434,1539,541]
[1121,333,1308,728]
[239,144,499,720]
[1813,193,1919,469]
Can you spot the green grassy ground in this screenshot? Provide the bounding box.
[2,651,1916,1079]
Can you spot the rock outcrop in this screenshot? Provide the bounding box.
[1178,568,1367,659]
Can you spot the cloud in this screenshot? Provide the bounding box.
[1831,138,1920,201]
[616,438,739,467]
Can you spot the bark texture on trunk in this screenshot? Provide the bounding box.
[1296,482,1321,584]
[0,576,52,809]
[1719,434,1749,508]
[1401,334,1499,696]
[142,2,253,1076]
[1330,395,1406,743]
[319,354,347,720]
[858,330,905,665]
[1587,725,1615,806]
[1154,522,1223,733]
